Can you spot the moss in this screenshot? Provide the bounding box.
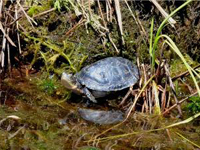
[170,53,197,77]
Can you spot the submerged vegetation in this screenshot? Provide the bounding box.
[1,0,200,149]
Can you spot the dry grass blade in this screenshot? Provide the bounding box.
[0,0,3,18]
[161,84,167,111]
[17,1,37,27]
[176,132,200,148]
[124,0,148,40]
[1,34,6,68]
[7,30,11,74]
[150,0,176,27]
[15,4,21,54]
[166,129,172,141]
[180,78,194,93]
[141,64,152,113]
[152,81,161,115]
[97,0,106,27]
[114,0,124,45]
[0,22,16,47]
[106,0,112,22]
[108,33,120,54]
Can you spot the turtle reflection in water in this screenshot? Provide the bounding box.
[61,57,139,124]
[61,57,139,103]
[78,108,124,125]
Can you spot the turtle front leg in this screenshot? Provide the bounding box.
[83,87,97,103]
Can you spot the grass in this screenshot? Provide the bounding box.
[150,0,192,70]
[149,0,200,97]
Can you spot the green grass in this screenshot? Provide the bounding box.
[149,0,200,97]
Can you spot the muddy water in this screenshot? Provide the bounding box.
[0,75,200,150]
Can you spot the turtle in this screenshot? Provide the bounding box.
[61,57,139,103]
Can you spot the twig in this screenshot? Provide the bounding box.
[0,22,16,47]
[5,10,26,32]
[6,16,21,27]
[17,1,37,27]
[172,64,200,81]
[88,0,93,17]
[161,83,167,111]
[73,133,88,149]
[162,91,198,115]
[33,8,56,18]
[125,75,155,119]
[8,125,25,140]
[166,129,173,141]
[66,17,84,36]
[164,64,182,116]
[106,0,109,22]
[119,86,133,106]
[108,33,120,54]
[180,78,193,93]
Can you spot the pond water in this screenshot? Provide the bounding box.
[0,71,200,150]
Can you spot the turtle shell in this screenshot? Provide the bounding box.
[75,57,139,91]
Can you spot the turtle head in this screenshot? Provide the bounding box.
[61,72,82,94]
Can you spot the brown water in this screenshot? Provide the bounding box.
[0,71,200,150]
